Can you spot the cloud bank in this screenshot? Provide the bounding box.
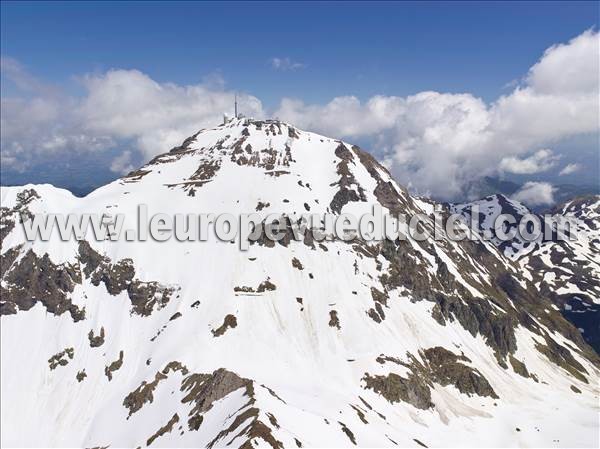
[499,149,560,175]
[1,64,265,171]
[1,30,598,201]
[558,163,581,176]
[274,30,599,199]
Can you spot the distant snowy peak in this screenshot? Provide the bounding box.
[552,195,600,229]
[450,193,537,259]
[453,193,600,352]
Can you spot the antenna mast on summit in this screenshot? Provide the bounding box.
[234,93,238,118]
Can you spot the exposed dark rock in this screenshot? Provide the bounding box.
[128,280,175,317]
[288,126,299,139]
[375,355,404,365]
[378,237,520,363]
[367,308,382,323]
[266,412,279,429]
[105,351,124,381]
[210,405,283,449]
[146,413,179,446]
[181,367,283,449]
[182,368,251,417]
[234,279,276,294]
[256,201,270,211]
[329,310,341,329]
[353,145,413,215]
[124,371,163,412]
[88,327,105,348]
[509,355,530,378]
[371,287,388,307]
[189,160,221,185]
[331,189,361,215]
[350,405,368,424]
[212,314,237,337]
[329,143,366,214]
[77,241,106,276]
[124,361,188,417]
[1,189,40,247]
[48,347,74,370]
[363,372,433,410]
[365,347,498,409]
[16,188,41,206]
[91,259,135,295]
[169,131,201,153]
[423,346,471,364]
[291,257,304,270]
[123,168,151,183]
[422,347,498,399]
[338,421,356,445]
[1,249,85,321]
[0,244,22,279]
[0,213,16,248]
[78,241,177,317]
[374,302,386,321]
[76,370,87,382]
[257,279,277,292]
[358,396,373,410]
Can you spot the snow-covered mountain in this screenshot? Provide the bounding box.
[452,194,600,353]
[1,119,599,448]
[450,194,535,259]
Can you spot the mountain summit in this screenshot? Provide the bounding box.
[1,119,599,447]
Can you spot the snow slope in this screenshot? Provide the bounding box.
[1,119,599,448]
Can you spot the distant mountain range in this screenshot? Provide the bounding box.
[452,193,600,353]
[466,176,599,212]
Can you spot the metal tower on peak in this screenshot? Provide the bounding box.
[234,93,238,118]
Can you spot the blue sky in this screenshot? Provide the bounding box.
[2,1,597,104]
[1,1,598,202]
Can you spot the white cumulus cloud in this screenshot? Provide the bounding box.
[558,163,581,176]
[499,149,560,174]
[1,65,265,171]
[511,181,556,206]
[275,30,599,199]
[526,29,599,95]
[78,69,265,158]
